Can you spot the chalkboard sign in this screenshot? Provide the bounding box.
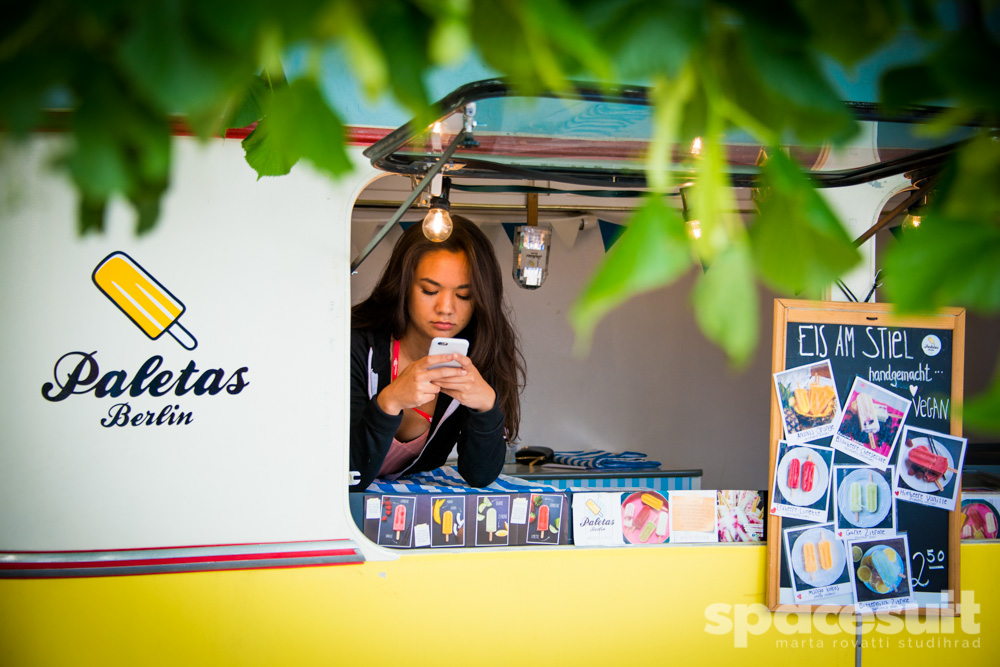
[766,299,965,614]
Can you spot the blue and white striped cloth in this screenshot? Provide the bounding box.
[550,450,661,470]
[366,466,563,494]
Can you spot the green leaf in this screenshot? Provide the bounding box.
[129,179,168,236]
[646,70,695,193]
[691,238,759,367]
[0,54,64,136]
[794,0,900,66]
[243,79,351,179]
[722,0,810,43]
[325,3,391,101]
[429,17,471,66]
[749,148,861,295]
[221,75,270,132]
[685,98,742,264]
[929,24,1000,112]
[369,3,434,118]
[470,1,554,94]
[962,369,1000,435]
[592,0,706,81]
[882,137,1000,313]
[882,213,1000,313]
[471,0,609,95]
[522,0,613,82]
[277,79,352,178]
[935,136,1000,220]
[67,111,132,201]
[118,2,253,120]
[880,64,947,111]
[712,28,856,146]
[570,196,692,351]
[78,197,107,236]
[242,119,296,178]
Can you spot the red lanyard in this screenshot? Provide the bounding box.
[391,339,432,423]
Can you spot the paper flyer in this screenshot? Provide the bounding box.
[773,360,841,444]
[783,522,853,603]
[769,441,835,523]
[833,465,897,540]
[669,490,718,543]
[572,492,626,547]
[892,426,967,511]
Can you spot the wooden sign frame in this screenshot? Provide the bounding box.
[766,299,965,614]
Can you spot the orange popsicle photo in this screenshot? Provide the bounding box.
[92,252,198,349]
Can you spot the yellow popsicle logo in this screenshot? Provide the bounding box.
[92,252,198,350]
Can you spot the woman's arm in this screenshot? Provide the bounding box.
[429,354,505,486]
[455,403,506,488]
[349,333,401,492]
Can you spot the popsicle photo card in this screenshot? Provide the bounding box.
[961,498,1000,540]
[431,496,466,547]
[832,378,911,469]
[572,492,626,547]
[669,490,718,543]
[475,495,510,546]
[783,523,852,603]
[377,495,417,548]
[717,490,765,542]
[773,360,840,444]
[847,535,916,614]
[622,491,669,545]
[833,465,897,540]
[770,441,834,523]
[893,426,967,511]
[527,493,564,545]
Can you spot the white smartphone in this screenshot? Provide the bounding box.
[427,337,469,369]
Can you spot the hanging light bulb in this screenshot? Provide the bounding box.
[902,204,923,231]
[691,137,702,156]
[902,194,928,233]
[422,198,453,242]
[686,219,702,240]
[422,177,453,242]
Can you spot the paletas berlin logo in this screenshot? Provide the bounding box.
[92,251,198,350]
[39,252,249,427]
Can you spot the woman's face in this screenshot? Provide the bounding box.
[406,249,474,342]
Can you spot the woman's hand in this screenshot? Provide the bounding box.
[376,355,468,415]
[429,354,497,413]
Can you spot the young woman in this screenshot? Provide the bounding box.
[350,216,525,491]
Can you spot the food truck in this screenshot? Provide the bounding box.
[1,69,998,665]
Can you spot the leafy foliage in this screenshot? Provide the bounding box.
[883,136,1000,313]
[750,149,862,296]
[570,196,692,351]
[2,0,999,430]
[692,238,759,367]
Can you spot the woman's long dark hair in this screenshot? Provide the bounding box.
[352,216,525,441]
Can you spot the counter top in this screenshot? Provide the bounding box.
[502,463,703,480]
